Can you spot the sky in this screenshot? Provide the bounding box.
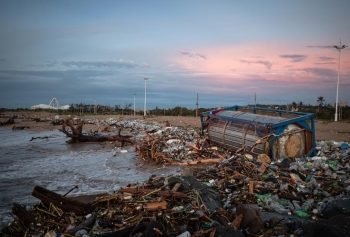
[0,0,350,109]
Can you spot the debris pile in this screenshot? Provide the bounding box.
[135,126,230,166]
[105,118,162,132]
[85,118,163,137]
[2,176,244,237]
[56,117,227,165]
[3,140,350,236]
[2,114,350,236]
[195,140,350,216]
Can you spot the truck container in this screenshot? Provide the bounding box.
[200,106,316,160]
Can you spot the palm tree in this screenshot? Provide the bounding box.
[317,96,325,112]
[299,101,303,109]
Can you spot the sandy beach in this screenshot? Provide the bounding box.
[1,111,349,141]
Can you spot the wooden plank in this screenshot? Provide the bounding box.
[143,201,167,211]
[120,187,188,199]
[32,186,91,215]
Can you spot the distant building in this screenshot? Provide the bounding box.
[30,97,70,110]
[30,104,70,110]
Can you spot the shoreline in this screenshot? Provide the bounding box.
[1,111,350,236]
[1,111,349,142]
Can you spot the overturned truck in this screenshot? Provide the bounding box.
[201,106,316,160]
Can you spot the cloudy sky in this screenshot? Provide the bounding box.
[0,0,350,109]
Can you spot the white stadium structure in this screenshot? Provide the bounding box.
[31,97,70,110]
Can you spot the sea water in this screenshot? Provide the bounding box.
[0,127,180,228]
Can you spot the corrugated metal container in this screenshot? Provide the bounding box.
[201,106,316,160]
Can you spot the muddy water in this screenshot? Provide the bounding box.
[0,128,181,228]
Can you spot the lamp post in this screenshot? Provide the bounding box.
[144,78,148,116]
[133,94,136,116]
[334,41,348,122]
[94,99,97,114]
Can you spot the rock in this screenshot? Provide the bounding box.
[303,214,350,237]
[321,198,350,218]
[235,204,264,234]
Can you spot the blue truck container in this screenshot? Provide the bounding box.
[200,106,316,160]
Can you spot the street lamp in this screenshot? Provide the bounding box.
[334,41,348,122]
[144,78,148,116]
[133,94,136,116]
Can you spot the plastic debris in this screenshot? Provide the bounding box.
[176,231,191,237]
[2,118,350,236]
[294,210,310,219]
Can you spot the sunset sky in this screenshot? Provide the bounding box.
[0,0,349,108]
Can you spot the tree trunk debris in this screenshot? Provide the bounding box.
[32,186,91,215]
[0,115,15,126]
[12,125,30,130]
[59,118,133,145]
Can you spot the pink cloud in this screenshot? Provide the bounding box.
[173,42,350,80]
[169,42,350,104]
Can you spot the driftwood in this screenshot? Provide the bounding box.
[32,186,91,215]
[12,125,30,130]
[173,158,224,166]
[120,187,188,199]
[59,118,133,144]
[0,115,15,126]
[30,136,49,141]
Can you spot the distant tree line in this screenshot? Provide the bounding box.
[68,103,133,115]
[268,96,350,121]
[149,106,209,117]
[1,96,349,120]
[66,103,209,117]
[58,101,350,120]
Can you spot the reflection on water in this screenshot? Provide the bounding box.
[0,127,180,228]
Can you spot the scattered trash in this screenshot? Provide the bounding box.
[2,114,350,236]
[112,147,128,156]
[51,115,64,125]
[176,231,191,237]
[340,143,349,150]
[294,210,310,219]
